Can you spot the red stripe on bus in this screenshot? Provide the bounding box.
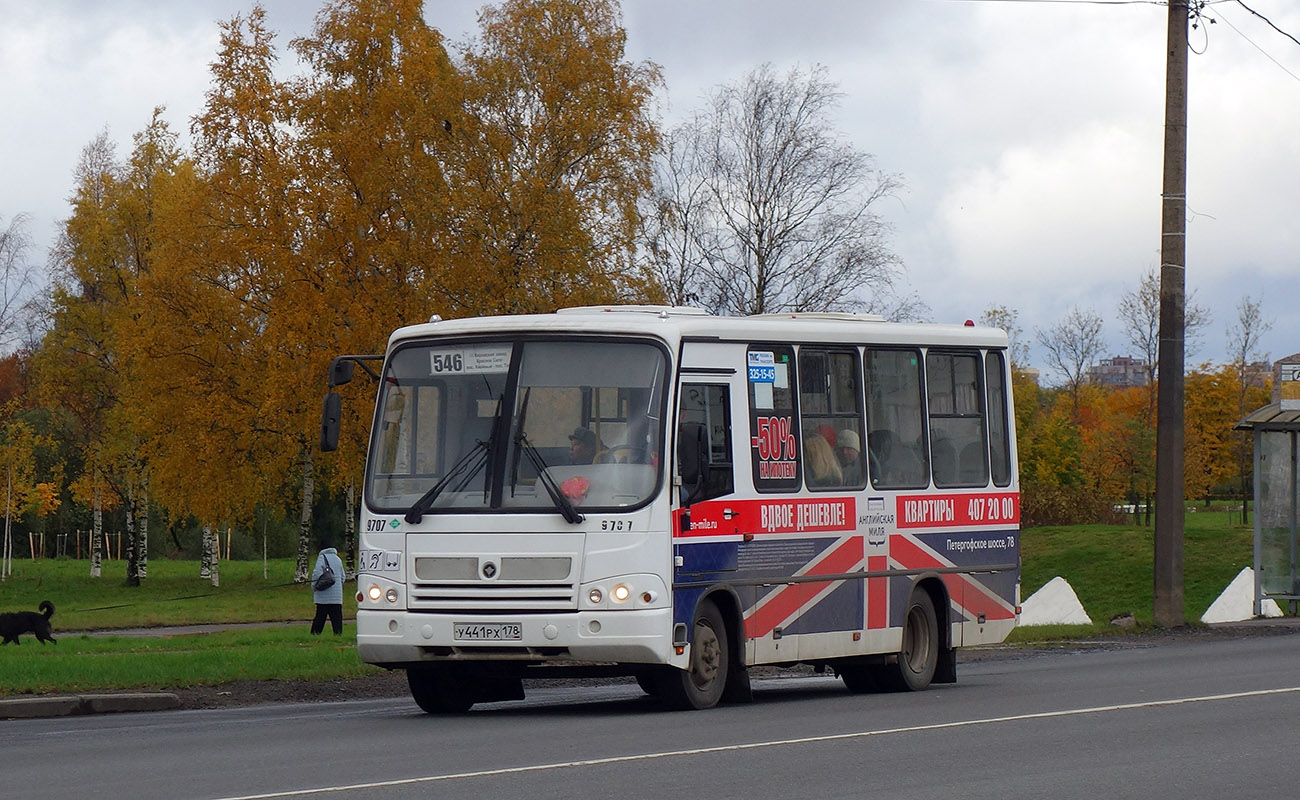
[867,555,888,629]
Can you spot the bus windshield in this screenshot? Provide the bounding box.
[368,337,668,516]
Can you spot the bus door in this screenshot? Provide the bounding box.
[671,342,743,643]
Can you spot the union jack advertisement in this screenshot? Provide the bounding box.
[672,491,1019,639]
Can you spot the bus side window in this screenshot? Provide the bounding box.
[748,344,801,492]
[864,349,929,489]
[677,384,734,506]
[798,347,866,491]
[986,350,1013,487]
[926,350,988,488]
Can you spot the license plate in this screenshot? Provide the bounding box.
[453,623,523,641]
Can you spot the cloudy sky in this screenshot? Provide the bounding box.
[3,0,1297,380]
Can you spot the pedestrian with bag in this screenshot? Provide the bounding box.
[310,537,345,635]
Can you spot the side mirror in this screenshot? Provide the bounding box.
[320,392,342,452]
[329,358,357,388]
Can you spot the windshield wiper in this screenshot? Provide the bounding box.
[404,440,489,524]
[515,432,584,524]
[405,394,504,524]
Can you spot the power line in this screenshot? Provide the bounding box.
[935,1,1169,5]
[932,0,1245,6]
[941,0,1300,82]
[1216,3,1300,83]
[1234,0,1300,49]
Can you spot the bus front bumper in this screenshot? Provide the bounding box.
[356,607,675,667]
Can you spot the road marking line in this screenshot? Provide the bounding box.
[212,685,1300,799]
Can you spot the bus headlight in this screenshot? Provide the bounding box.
[367,584,383,602]
[385,588,399,604]
[582,576,666,608]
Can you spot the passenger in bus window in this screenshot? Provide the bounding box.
[868,429,925,487]
[569,427,600,465]
[930,432,958,486]
[836,429,864,485]
[803,433,842,488]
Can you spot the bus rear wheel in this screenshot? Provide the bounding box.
[655,599,728,710]
[407,666,474,714]
[881,590,939,692]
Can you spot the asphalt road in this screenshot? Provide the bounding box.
[5,632,1300,800]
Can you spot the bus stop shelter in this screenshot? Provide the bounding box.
[1236,403,1300,616]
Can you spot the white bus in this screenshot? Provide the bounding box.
[321,306,1020,712]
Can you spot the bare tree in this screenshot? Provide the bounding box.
[1035,306,1105,416]
[979,304,1029,369]
[643,64,911,317]
[1226,295,1272,379]
[1227,295,1272,525]
[640,123,716,306]
[0,213,39,352]
[1117,266,1211,387]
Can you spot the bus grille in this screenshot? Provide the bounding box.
[407,583,576,612]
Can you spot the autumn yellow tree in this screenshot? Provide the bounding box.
[0,405,59,576]
[289,0,467,576]
[1183,365,1270,503]
[1082,385,1153,520]
[37,0,666,574]
[288,0,663,570]
[454,0,662,313]
[33,128,147,580]
[124,7,293,575]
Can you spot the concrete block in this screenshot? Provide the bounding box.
[78,693,181,714]
[0,696,82,719]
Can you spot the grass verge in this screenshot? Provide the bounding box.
[0,627,382,695]
[0,512,1273,695]
[0,558,350,631]
[1013,510,1256,640]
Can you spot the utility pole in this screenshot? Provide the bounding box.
[1154,0,1188,627]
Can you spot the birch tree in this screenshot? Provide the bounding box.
[34,132,135,576]
[454,0,663,313]
[126,9,289,555]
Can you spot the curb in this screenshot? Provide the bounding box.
[1,692,180,720]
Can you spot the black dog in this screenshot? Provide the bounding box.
[0,600,56,645]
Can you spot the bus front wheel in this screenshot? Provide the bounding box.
[407,666,474,714]
[656,599,729,710]
[881,590,939,692]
